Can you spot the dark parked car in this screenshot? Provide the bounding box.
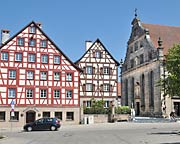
[23,117,61,132]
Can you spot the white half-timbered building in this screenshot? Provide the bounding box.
[75,39,119,112]
[0,21,82,127]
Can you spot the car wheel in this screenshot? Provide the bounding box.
[27,126,32,132]
[50,126,56,131]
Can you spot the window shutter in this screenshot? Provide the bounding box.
[93,67,95,74]
[100,67,103,74]
[83,84,85,92]
[93,84,95,91]
[83,67,86,74]
[110,84,113,92]
[110,68,113,75]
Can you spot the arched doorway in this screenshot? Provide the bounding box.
[26,110,36,123]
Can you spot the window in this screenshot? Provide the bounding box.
[8,88,16,98]
[54,90,60,98]
[66,90,72,99]
[66,112,74,121]
[54,72,60,80]
[41,55,48,63]
[86,101,92,108]
[103,84,110,92]
[86,66,93,75]
[140,54,144,64]
[134,42,138,51]
[28,54,36,62]
[15,53,22,61]
[9,70,16,79]
[86,83,92,91]
[43,112,50,118]
[17,38,24,46]
[29,39,36,47]
[66,73,72,81]
[103,67,110,75]
[1,52,8,61]
[0,111,5,121]
[30,26,36,34]
[27,71,34,80]
[40,40,47,48]
[104,101,110,108]
[55,112,62,120]
[26,89,33,98]
[95,51,101,58]
[40,89,47,98]
[54,56,60,64]
[10,111,19,121]
[40,71,47,80]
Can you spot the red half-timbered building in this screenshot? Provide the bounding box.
[75,39,120,113]
[0,21,82,127]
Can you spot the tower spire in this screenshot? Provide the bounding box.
[135,8,137,18]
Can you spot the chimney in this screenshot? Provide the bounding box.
[1,29,10,45]
[36,22,42,28]
[85,40,93,51]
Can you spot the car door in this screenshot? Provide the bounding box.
[34,118,45,130]
[44,118,53,130]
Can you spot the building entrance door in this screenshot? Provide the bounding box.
[174,102,180,116]
[26,111,36,123]
[136,102,140,116]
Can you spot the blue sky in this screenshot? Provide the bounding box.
[1,0,180,62]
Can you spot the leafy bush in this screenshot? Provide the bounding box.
[83,99,112,114]
[115,106,131,114]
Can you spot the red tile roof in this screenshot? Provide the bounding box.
[141,23,180,55]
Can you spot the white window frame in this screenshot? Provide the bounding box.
[104,101,110,108]
[95,51,101,58]
[40,72,47,80]
[1,52,8,61]
[103,84,110,92]
[54,56,60,64]
[9,70,16,79]
[27,71,34,80]
[8,88,16,98]
[86,83,92,91]
[54,90,60,98]
[41,55,48,63]
[66,73,72,81]
[40,40,47,48]
[30,26,36,34]
[86,101,92,108]
[54,72,60,80]
[28,54,36,62]
[86,66,92,75]
[15,53,22,61]
[66,90,72,99]
[40,89,47,98]
[29,39,36,47]
[103,67,110,75]
[26,89,33,98]
[17,38,24,46]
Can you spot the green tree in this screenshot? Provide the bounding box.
[163,44,180,96]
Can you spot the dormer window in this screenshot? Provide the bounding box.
[30,26,36,34]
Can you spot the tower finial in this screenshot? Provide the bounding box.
[135,8,137,17]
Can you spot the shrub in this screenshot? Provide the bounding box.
[115,106,131,114]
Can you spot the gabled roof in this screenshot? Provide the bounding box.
[141,23,180,55]
[0,21,82,72]
[75,38,120,66]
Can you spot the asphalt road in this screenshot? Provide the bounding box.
[0,122,180,144]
